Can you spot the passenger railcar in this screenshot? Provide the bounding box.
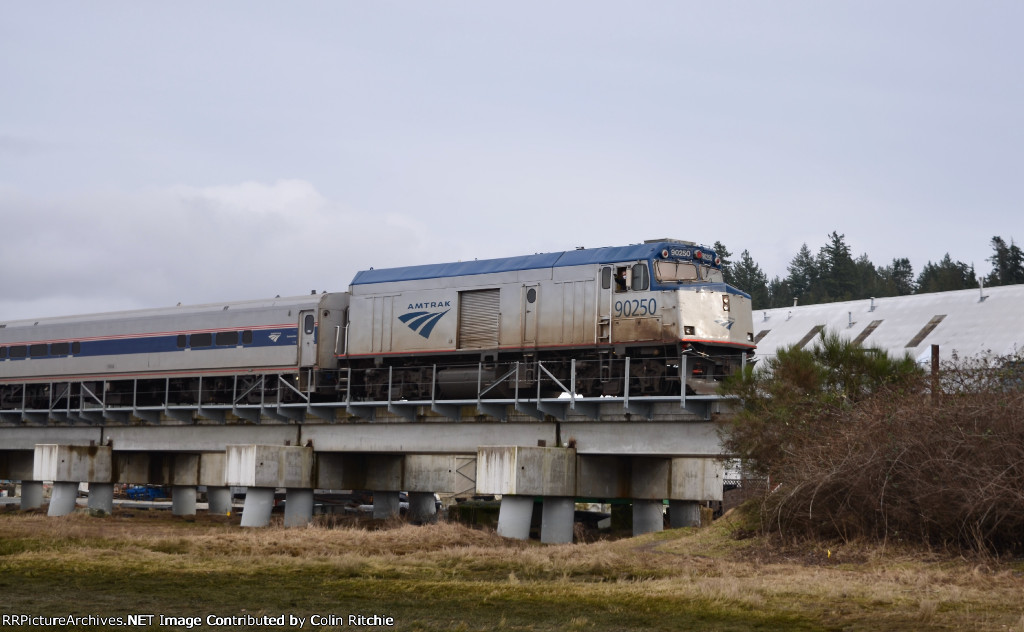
[0,294,347,409]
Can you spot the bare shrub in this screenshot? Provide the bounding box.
[722,334,1024,554]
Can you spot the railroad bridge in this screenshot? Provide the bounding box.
[0,360,737,543]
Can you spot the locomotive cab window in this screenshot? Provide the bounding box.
[631,263,649,291]
[601,267,612,290]
[304,314,315,335]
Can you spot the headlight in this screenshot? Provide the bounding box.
[722,295,731,312]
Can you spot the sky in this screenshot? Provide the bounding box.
[2,2,1021,320]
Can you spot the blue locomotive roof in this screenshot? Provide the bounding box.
[351,242,717,285]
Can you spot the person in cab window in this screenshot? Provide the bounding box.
[615,269,627,292]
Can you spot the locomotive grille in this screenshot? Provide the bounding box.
[458,289,500,349]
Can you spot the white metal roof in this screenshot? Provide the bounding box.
[751,284,1024,365]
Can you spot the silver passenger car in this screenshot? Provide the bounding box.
[0,294,348,408]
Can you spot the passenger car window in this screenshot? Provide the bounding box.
[304,314,315,335]
[190,333,212,348]
[215,331,239,346]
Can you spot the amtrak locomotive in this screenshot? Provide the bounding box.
[0,240,754,410]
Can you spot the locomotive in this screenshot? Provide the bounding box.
[0,240,755,410]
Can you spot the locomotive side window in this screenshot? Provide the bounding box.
[631,263,649,291]
[190,333,212,348]
[601,267,612,290]
[215,331,238,346]
[304,314,315,335]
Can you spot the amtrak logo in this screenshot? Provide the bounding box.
[399,309,451,339]
[268,333,282,342]
[714,318,736,330]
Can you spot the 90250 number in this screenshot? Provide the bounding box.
[614,298,657,317]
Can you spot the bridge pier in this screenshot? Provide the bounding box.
[33,444,112,517]
[407,492,438,524]
[669,500,702,528]
[496,495,535,540]
[21,481,44,510]
[88,483,115,515]
[226,444,314,528]
[172,486,197,516]
[207,486,233,515]
[540,497,575,543]
[284,488,314,527]
[478,446,577,542]
[240,487,276,527]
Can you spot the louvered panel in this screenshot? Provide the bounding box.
[458,289,500,349]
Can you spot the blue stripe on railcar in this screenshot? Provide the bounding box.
[1,327,300,361]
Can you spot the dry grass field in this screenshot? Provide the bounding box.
[1,506,1023,631]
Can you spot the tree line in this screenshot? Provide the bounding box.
[714,233,1024,310]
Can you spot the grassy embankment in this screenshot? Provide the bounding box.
[1,507,1023,631]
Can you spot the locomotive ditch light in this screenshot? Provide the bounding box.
[747,332,754,342]
[684,326,695,335]
[722,295,731,311]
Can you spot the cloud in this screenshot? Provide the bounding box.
[0,180,459,321]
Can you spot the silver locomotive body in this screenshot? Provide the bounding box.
[344,240,754,398]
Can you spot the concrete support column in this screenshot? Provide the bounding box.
[632,499,664,536]
[172,486,197,517]
[497,495,534,540]
[372,491,401,520]
[240,487,275,528]
[226,444,313,527]
[284,488,314,528]
[48,481,79,517]
[669,500,702,528]
[87,483,115,516]
[207,486,233,515]
[20,481,44,510]
[407,492,438,524]
[540,497,575,544]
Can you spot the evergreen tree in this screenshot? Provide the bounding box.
[786,243,817,305]
[816,232,858,302]
[713,240,733,284]
[916,254,978,293]
[853,253,883,300]
[767,276,793,308]
[731,249,770,309]
[985,236,1024,286]
[878,257,916,296]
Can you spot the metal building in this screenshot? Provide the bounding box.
[751,283,1024,364]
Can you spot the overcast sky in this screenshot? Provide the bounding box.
[2,2,1021,320]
